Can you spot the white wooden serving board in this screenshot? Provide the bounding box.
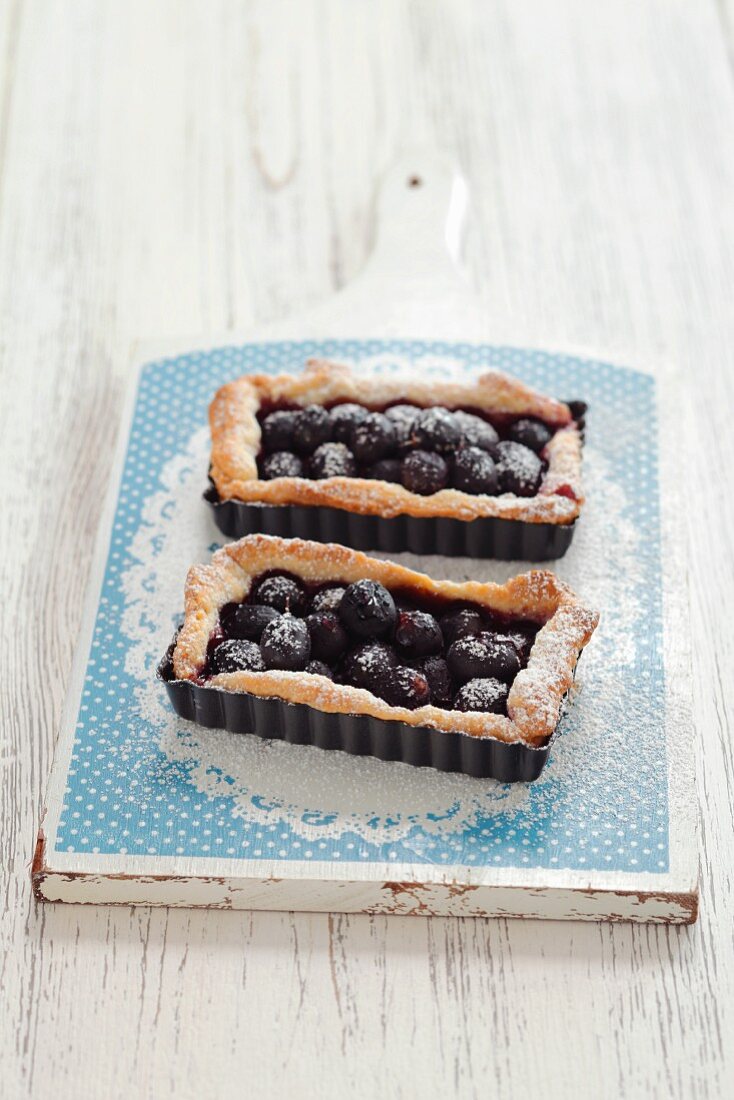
[34,153,698,921]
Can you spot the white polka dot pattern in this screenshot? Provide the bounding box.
[54,341,668,873]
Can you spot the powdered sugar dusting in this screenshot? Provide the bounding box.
[456,678,507,710]
[310,441,356,477]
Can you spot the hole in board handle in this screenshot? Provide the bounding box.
[407,175,423,188]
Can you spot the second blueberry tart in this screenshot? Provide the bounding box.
[159,535,599,780]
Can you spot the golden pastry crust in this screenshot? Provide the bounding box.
[171,535,598,747]
[209,359,584,524]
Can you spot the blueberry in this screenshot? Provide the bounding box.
[480,633,523,681]
[385,404,424,451]
[306,611,349,663]
[410,407,462,453]
[308,442,357,479]
[453,410,499,451]
[261,409,298,453]
[495,441,543,496]
[350,412,397,464]
[342,641,398,688]
[381,665,431,709]
[260,613,311,671]
[440,608,484,646]
[310,585,347,614]
[305,659,333,679]
[401,450,449,495]
[451,446,499,494]
[363,458,403,482]
[339,580,397,639]
[446,633,521,683]
[394,420,419,451]
[292,405,332,453]
[454,677,508,714]
[498,623,539,663]
[385,403,421,424]
[224,603,280,641]
[210,638,265,675]
[329,403,368,444]
[507,418,553,453]
[260,451,305,479]
[422,656,454,707]
[252,573,307,615]
[394,610,443,658]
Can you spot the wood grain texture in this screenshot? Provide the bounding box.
[1,1,732,1097]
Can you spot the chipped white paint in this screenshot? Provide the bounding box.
[3,1,733,1097]
[35,867,696,924]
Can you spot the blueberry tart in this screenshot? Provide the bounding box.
[206,359,586,559]
[159,535,599,780]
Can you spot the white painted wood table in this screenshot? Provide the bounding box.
[2,2,733,1096]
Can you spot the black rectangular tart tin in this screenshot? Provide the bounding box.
[205,486,576,562]
[157,642,558,783]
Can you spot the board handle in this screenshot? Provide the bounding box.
[274,148,483,339]
[360,149,469,290]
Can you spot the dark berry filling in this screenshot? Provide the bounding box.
[310,585,346,613]
[421,656,453,707]
[451,447,498,495]
[306,611,349,663]
[261,409,298,452]
[382,665,431,709]
[308,442,357,479]
[453,410,499,451]
[210,638,266,675]
[410,407,462,453]
[203,572,545,719]
[260,613,311,671]
[256,397,584,499]
[500,624,538,660]
[440,607,484,645]
[446,634,521,683]
[292,405,331,453]
[260,451,305,480]
[494,441,543,497]
[349,412,397,464]
[401,450,449,495]
[394,610,443,658]
[507,418,552,453]
[305,659,333,679]
[329,402,368,443]
[364,458,403,482]
[224,603,281,641]
[454,678,509,713]
[343,640,398,689]
[385,403,422,424]
[252,573,307,615]
[338,579,397,639]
